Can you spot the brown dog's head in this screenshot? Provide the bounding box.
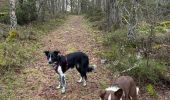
[99,86,123,100]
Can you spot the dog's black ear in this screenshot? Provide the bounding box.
[114,88,123,99]
[44,51,49,56]
[54,51,60,55]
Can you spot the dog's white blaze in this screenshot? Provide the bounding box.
[57,65,64,76]
[106,86,120,92]
[108,94,112,100]
[76,64,79,68]
[49,54,52,62]
[106,86,123,100]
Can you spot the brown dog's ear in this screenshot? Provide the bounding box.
[99,90,106,99]
[114,88,123,98]
[53,51,60,55]
[44,51,49,56]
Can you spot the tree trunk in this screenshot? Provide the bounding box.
[78,0,81,14]
[127,0,139,42]
[9,0,17,29]
[62,0,65,12]
[71,0,73,13]
[106,0,113,32]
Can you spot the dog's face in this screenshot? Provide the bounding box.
[99,88,123,100]
[44,51,60,64]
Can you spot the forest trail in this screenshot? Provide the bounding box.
[20,15,112,100]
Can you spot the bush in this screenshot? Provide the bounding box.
[126,59,166,84]
[0,2,9,24]
[155,26,167,33]
[0,12,10,24]
[0,41,33,75]
[16,0,37,25]
[85,7,104,22]
[99,27,167,85]
[107,54,166,85]
[0,24,9,40]
[101,28,127,46]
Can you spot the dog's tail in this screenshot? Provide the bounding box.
[87,64,97,72]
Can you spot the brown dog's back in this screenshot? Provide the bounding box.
[115,76,139,100]
[99,76,139,100]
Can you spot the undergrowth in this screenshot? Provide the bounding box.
[0,18,65,74]
[85,13,169,99]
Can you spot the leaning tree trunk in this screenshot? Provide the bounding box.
[9,0,17,29]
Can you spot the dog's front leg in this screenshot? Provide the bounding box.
[60,75,66,93]
[57,65,66,93]
[56,74,62,89]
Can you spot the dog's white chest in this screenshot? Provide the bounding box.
[57,65,64,76]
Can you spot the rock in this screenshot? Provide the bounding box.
[0,29,6,38]
[0,29,3,35]
[101,59,107,64]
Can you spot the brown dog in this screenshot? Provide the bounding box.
[99,76,139,100]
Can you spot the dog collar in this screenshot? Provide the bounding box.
[52,63,59,70]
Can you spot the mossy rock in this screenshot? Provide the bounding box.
[6,29,18,41]
[146,84,158,97]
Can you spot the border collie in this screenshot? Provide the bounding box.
[44,51,96,93]
[99,76,139,100]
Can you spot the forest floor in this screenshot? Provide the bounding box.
[3,15,169,100]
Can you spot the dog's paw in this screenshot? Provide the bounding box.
[83,83,87,87]
[93,64,97,69]
[83,81,87,87]
[77,80,83,83]
[61,87,66,94]
[77,78,83,83]
[56,85,62,89]
[92,64,97,73]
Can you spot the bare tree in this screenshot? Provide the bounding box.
[9,0,17,29]
[78,0,81,14]
[127,0,139,42]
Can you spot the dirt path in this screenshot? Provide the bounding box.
[20,15,112,100]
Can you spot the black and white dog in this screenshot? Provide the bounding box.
[44,51,96,93]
